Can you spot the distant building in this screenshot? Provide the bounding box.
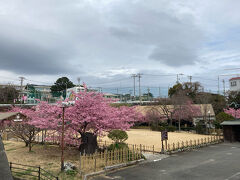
[103,93,120,99]
[137,104,215,127]
[66,86,85,100]
[229,77,240,92]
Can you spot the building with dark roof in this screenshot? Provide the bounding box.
[221,120,240,142]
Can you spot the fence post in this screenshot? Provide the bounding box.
[105,149,108,167]
[38,166,41,180]
[79,152,82,175]
[140,144,142,155]
[9,162,12,172]
[153,145,154,154]
[94,154,97,172]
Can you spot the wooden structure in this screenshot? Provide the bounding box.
[221,120,240,142]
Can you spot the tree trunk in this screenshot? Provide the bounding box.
[29,143,32,152]
[25,142,29,147]
[79,132,98,154]
[178,118,181,131]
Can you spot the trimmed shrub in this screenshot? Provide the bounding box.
[166,126,176,132]
[108,130,128,143]
[107,142,128,151]
[196,122,205,134]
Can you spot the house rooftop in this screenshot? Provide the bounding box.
[229,77,240,81]
[221,120,240,125]
[0,112,19,121]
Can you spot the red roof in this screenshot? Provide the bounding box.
[230,77,240,81]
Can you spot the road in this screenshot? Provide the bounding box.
[93,143,240,180]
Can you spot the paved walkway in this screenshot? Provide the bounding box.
[93,143,240,180]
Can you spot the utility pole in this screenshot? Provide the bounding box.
[188,76,192,83]
[19,77,25,104]
[176,73,184,83]
[222,79,225,97]
[19,77,25,90]
[147,87,150,101]
[137,73,142,103]
[77,77,81,86]
[131,74,137,99]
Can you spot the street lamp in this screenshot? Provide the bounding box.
[208,110,211,134]
[60,101,75,171]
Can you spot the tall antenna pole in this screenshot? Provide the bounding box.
[222,79,225,97]
[77,77,81,86]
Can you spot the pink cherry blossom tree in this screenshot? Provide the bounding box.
[172,100,201,131]
[224,108,240,119]
[32,91,143,154]
[7,107,41,152]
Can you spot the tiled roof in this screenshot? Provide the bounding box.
[229,77,240,81]
[0,112,19,121]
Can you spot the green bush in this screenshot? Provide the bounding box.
[108,130,128,143]
[150,125,176,132]
[180,127,195,132]
[196,122,205,134]
[107,142,128,151]
[166,126,176,132]
[215,112,234,129]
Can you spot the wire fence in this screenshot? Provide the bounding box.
[9,162,59,180]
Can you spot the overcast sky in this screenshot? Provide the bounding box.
[0,0,240,94]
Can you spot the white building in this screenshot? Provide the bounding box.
[66,86,85,99]
[229,77,240,92]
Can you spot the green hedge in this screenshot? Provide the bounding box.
[150,124,176,132]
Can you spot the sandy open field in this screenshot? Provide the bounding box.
[100,129,211,151]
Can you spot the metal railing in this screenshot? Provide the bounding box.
[9,162,59,180]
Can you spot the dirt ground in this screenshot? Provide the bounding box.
[100,129,211,151]
[3,129,212,179]
[3,141,80,180]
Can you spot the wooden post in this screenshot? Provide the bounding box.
[165,140,167,151]
[38,166,41,180]
[79,152,82,174]
[153,145,154,154]
[94,154,96,172]
[9,162,12,172]
[105,150,108,167]
[161,140,164,153]
[132,147,134,161]
[140,144,142,155]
